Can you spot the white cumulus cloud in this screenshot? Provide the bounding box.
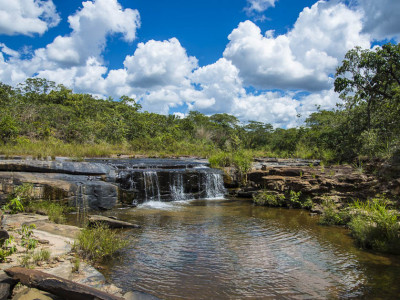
[0,0,60,36]
[225,1,370,92]
[356,0,400,41]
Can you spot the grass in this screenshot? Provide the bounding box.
[72,223,129,262]
[25,200,73,224]
[253,191,286,207]
[348,198,400,253]
[319,196,400,254]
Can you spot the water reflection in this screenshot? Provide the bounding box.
[102,199,400,299]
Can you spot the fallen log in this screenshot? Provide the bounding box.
[5,267,124,300]
[88,215,141,229]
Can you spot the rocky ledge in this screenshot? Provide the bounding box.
[225,158,400,211]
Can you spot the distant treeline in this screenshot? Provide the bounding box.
[0,43,399,162]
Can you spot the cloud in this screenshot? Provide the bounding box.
[124,38,197,88]
[224,1,370,91]
[0,0,60,36]
[45,0,140,66]
[245,0,278,15]
[356,0,400,41]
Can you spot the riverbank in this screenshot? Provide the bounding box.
[0,213,132,299]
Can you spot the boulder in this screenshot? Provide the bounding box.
[88,215,140,229]
[0,272,18,300]
[5,267,124,300]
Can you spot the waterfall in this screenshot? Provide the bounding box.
[203,172,226,199]
[115,160,226,203]
[143,171,161,201]
[170,173,187,201]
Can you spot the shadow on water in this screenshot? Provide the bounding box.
[96,199,400,300]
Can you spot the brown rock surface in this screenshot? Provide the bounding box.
[5,267,124,300]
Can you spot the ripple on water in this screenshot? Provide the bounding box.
[104,200,400,300]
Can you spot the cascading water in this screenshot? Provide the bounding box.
[143,171,161,201]
[113,159,226,204]
[203,172,226,199]
[170,173,187,201]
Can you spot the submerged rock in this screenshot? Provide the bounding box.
[88,215,140,229]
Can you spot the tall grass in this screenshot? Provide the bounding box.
[72,223,129,262]
[25,200,72,224]
[348,198,400,253]
[320,197,400,254]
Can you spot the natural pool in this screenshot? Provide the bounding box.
[96,198,400,299]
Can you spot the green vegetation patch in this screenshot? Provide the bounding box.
[73,223,129,262]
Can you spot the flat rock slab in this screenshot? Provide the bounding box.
[31,222,81,240]
[0,160,113,176]
[5,267,124,300]
[89,215,140,229]
[2,214,49,229]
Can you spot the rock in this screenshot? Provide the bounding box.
[0,272,18,300]
[5,267,125,300]
[0,229,9,245]
[0,160,113,177]
[0,172,119,210]
[38,239,50,244]
[88,215,141,229]
[12,287,60,300]
[123,291,160,300]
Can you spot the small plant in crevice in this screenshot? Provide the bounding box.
[0,236,17,262]
[72,257,80,273]
[319,198,350,226]
[18,224,38,251]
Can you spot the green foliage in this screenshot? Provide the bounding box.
[209,150,253,184]
[18,224,38,251]
[319,199,350,226]
[32,249,51,264]
[253,191,286,207]
[72,257,80,273]
[348,198,400,253]
[73,223,129,262]
[0,236,17,262]
[1,44,400,164]
[25,200,70,224]
[3,196,24,214]
[3,183,34,214]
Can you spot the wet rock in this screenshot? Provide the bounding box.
[88,215,141,229]
[5,267,125,300]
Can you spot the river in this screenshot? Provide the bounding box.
[96,198,400,299]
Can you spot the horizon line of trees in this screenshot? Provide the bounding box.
[0,42,399,162]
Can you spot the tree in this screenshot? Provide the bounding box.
[334,43,400,158]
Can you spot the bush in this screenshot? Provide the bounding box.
[348,198,400,253]
[253,191,286,207]
[319,198,350,226]
[73,223,129,262]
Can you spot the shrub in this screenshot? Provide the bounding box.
[319,198,350,226]
[348,198,400,253]
[73,223,129,262]
[253,191,286,207]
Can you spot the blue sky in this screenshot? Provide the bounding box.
[0,0,399,127]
